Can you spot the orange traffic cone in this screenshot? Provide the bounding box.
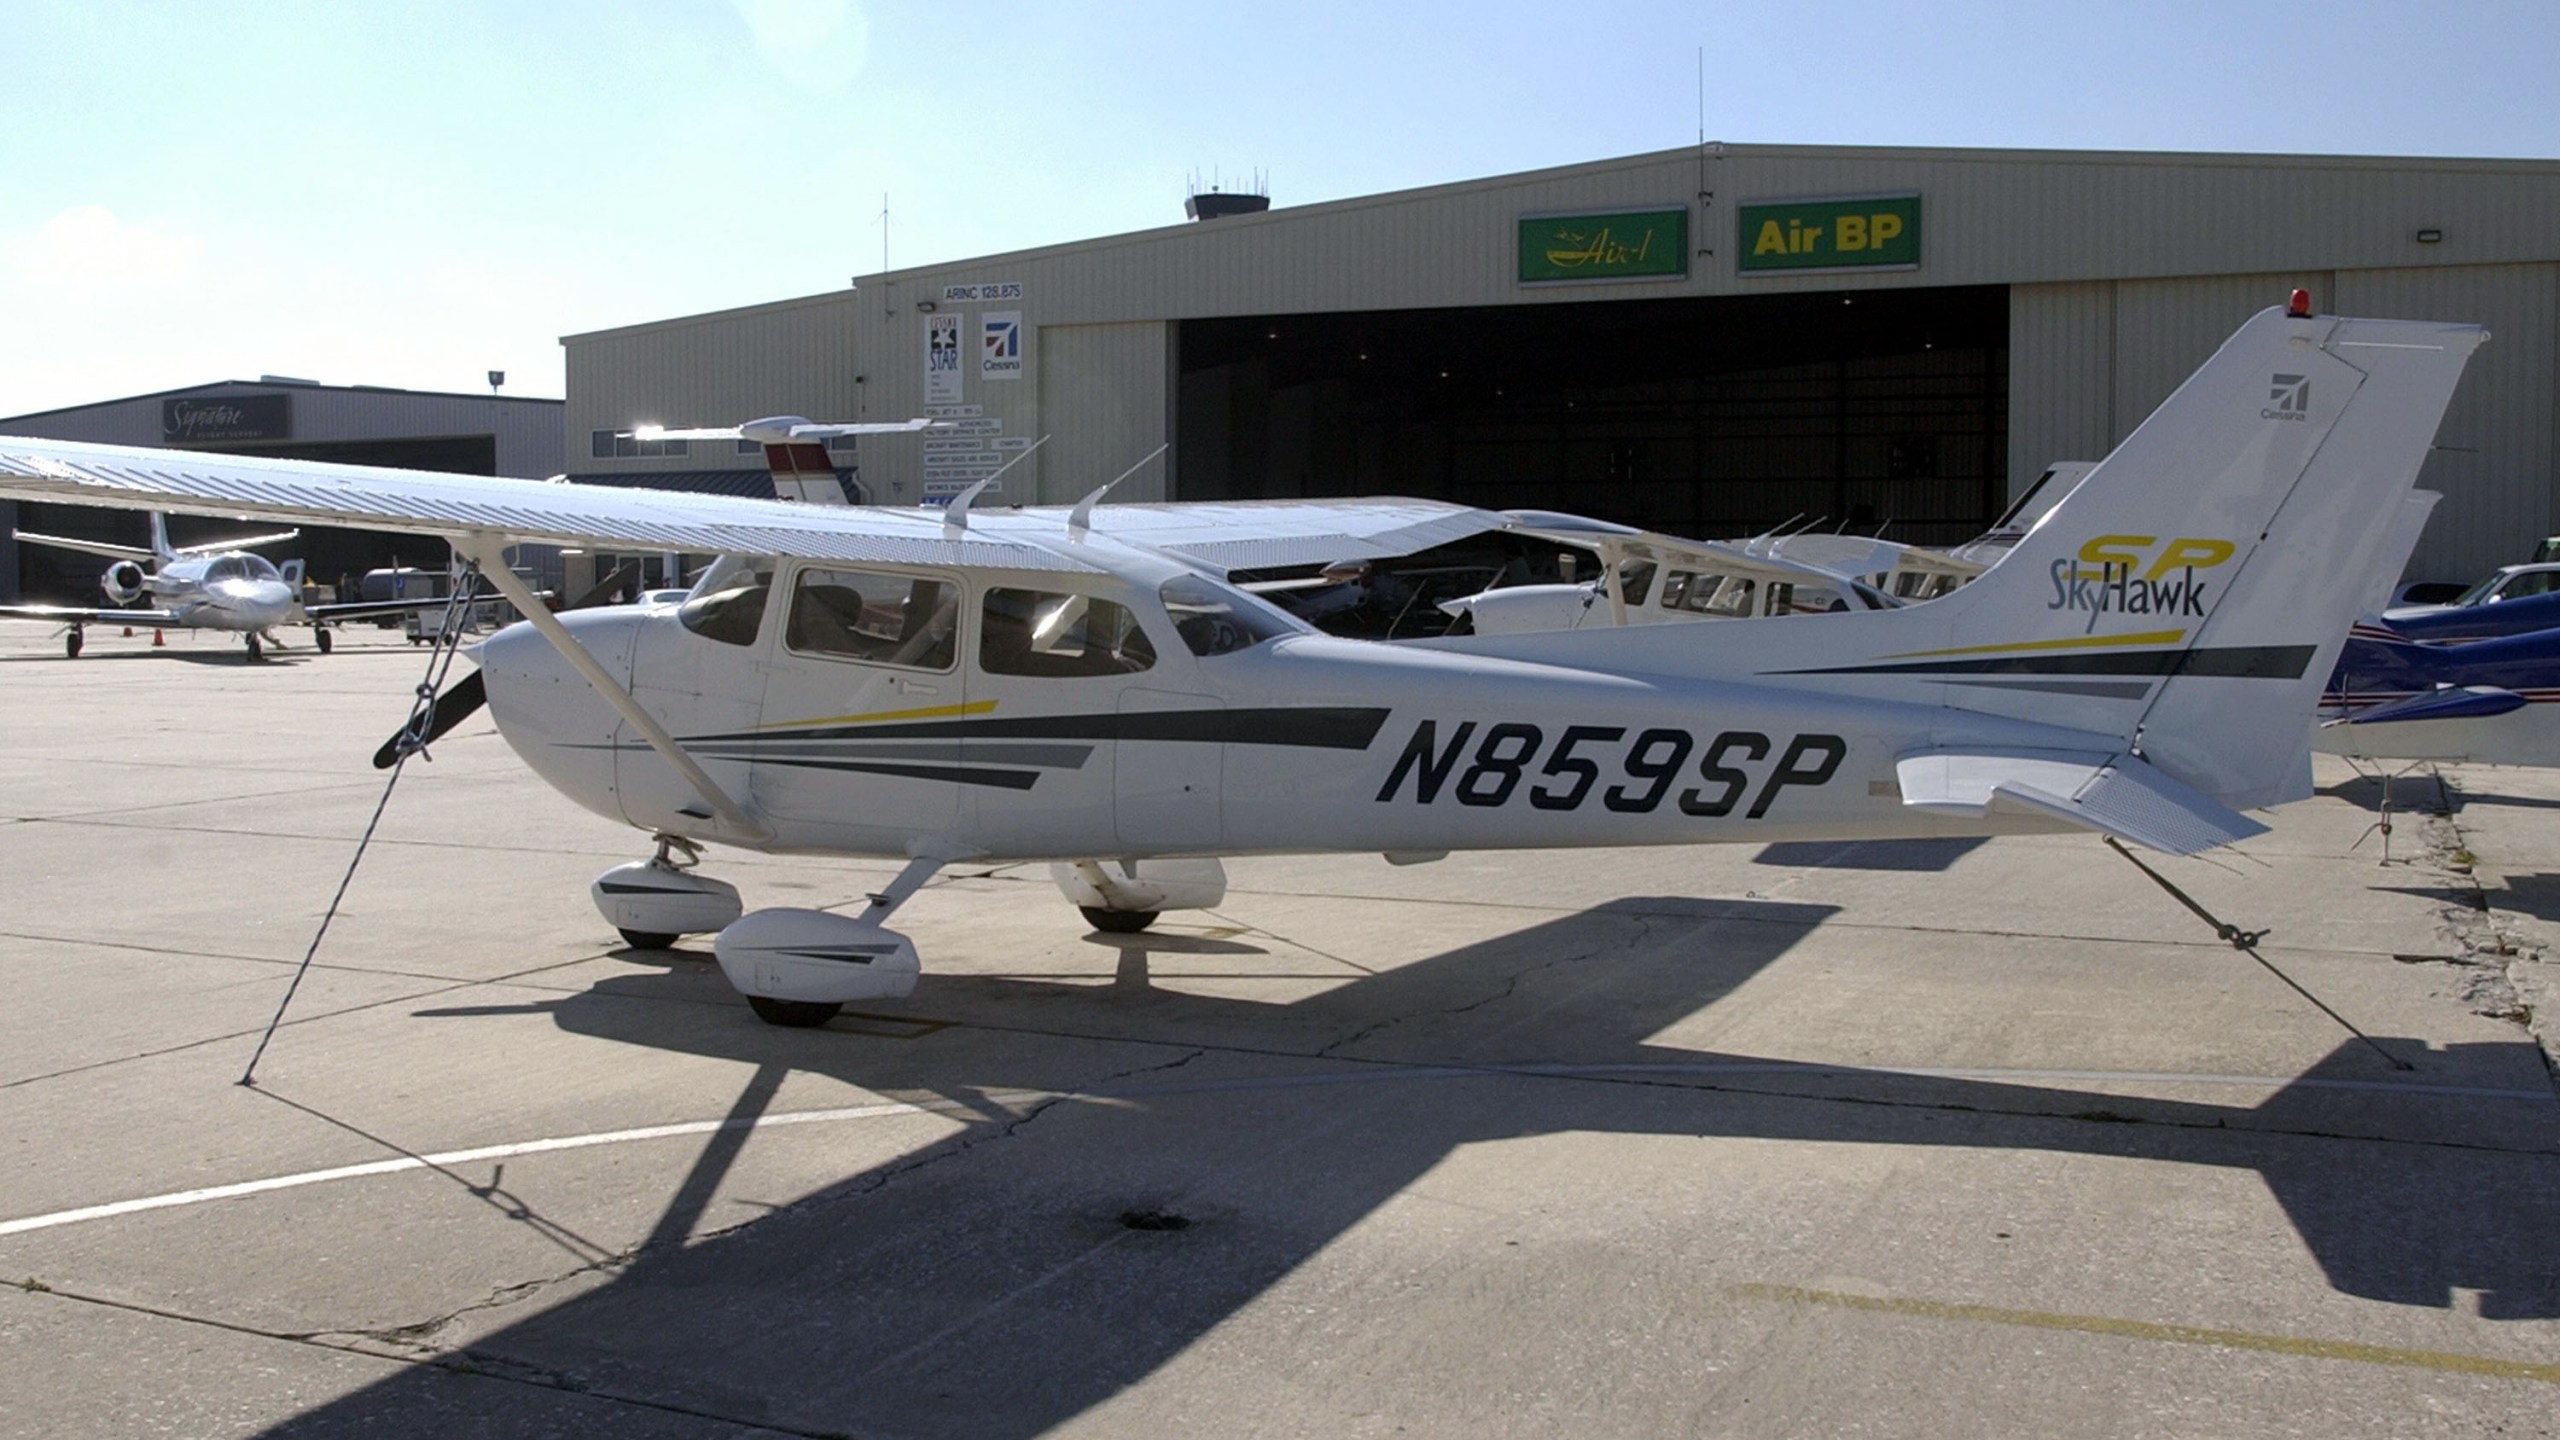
[121,626,133,637]
[152,629,165,647]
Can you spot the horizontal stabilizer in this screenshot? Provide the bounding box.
[1897,748,2267,856]
[2332,685,2530,726]
[11,529,152,562]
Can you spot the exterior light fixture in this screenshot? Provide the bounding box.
[2416,228,2444,243]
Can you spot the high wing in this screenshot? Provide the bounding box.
[169,528,301,558]
[1500,511,1904,603]
[306,594,482,622]
[0,436,1507,576]
[0,602,183,626]
[2329,686,2530,725]
[628,417,942,443]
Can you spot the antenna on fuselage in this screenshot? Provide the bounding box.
[941,434,1050,537]
[1068,442,1170,542]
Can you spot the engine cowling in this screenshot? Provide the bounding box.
[102,561,147,605]
[714,908,920,1005]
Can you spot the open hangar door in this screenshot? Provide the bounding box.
[1177,285,2006,547]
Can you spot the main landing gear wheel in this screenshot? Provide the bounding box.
[616,928,681,950]
[316,627,333,654]
[1080,906,1159,934]
[747,995,843,1028]
[64,627,82,659]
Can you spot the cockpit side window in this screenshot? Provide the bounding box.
[981,588,1155,677]
[1159,574,1299,657]
[678,555,775,647]
[786,567,959,670]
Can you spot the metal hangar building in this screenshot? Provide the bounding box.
[564,142,2560,581]
[1,379,563,604]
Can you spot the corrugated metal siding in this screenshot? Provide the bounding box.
[1027,322,1169,506]
[1,382,562,477]
[565,296,859,478]
[563,143,2560,576]
[2007,282,2115,498]
[2109,271,2334,446]
[2333,263,2559,578]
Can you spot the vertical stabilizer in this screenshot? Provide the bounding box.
[763,443,853,505]
[1916,303,2486,807]
[148,512,175,563]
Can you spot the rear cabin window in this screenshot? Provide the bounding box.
[1662,571,1759,616]
[786,568,959,670]
[980,588,1155,677]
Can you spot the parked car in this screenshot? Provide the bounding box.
[2382,562,2560,621]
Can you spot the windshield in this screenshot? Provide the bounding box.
[240,554,281,583]
[1159,574,1302,656]
[2449,572,2512,607]
[678,555,776,646]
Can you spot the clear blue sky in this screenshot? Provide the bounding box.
[4,0,2556,415]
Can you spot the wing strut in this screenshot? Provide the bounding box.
[451,535,771,843]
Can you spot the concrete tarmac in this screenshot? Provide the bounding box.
[0,618,2554,1438]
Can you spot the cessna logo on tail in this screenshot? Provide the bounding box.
[2263,373,2310,421]
[2049,535,2237,631]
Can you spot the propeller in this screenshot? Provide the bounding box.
[370,561,642,769]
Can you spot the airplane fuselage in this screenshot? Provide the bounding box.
[141,554,296,633]
[478,555,2090,864]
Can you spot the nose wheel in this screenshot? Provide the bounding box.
[244,633,264,663]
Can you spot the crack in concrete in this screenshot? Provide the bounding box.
[316,1044,1217,1382]
[2428,781,2560,1090]
[7,1280,829,1438]
[1317,914,1658,1059]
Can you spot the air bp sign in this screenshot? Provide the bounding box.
[1738,194,1920,273]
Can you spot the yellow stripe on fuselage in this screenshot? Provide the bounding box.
[759,699,997,730]
[1881,629,2188,661]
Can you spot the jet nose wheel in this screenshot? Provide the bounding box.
[244,634,264,662]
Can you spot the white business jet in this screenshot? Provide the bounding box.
[0,296,2485,1030]
[3,511,317,659]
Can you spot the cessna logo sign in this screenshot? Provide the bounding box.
[980,311,1022,381]
[2049,535,2237,631]
[2264,373,2310,421]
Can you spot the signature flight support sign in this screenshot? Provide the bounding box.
[1738,194,1921,273]
[1518,208,1689,284]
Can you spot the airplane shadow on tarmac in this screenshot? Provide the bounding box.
[268,897,2560,1437]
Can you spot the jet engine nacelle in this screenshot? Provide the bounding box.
[714,908,921,1004]
[102,561,147,605]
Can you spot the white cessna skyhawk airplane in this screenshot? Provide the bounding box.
[0,297,2485,1027]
